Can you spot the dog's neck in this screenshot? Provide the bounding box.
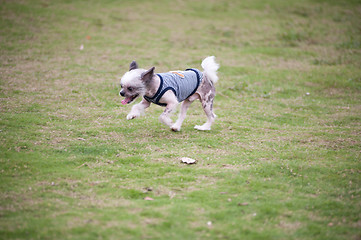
[144,74,161,98]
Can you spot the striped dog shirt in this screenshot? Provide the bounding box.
[144,68,203,106]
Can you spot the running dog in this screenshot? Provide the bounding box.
[119,56,219,131]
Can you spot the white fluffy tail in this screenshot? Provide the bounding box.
[201,56,219,83]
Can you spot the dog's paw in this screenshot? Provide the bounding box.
[126,113,139,120]
[159,115,173,127]
[171,124,181,132]
[194,125,211,131]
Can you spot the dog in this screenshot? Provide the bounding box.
[119,56,219,131]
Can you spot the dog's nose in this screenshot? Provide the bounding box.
[119,90,125,97]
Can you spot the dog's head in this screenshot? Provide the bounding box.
[119,61,155,105]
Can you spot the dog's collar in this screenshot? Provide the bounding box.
[144,74,167,106]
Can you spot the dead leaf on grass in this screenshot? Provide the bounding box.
[181,157,197,164]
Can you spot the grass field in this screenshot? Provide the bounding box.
[1,0,361,239]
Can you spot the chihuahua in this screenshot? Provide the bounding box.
[119,56,219,131]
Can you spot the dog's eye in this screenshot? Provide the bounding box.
[127,87,133,92]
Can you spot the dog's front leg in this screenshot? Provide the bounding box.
[171,99,193,132]
[159,103,178,127]
[158,91,178,127]
[127,99,150,120]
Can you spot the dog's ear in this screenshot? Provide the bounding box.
[129,61,138,71]
[141,67,155,84]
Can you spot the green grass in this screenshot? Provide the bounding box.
[1,0,360,239]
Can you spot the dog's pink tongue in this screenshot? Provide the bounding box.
[121,97,131,105]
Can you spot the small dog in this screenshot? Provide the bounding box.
[119,56,219,131]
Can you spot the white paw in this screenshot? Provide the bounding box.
[159,116,173,127]
[126,113,139,120]
[194,125,211,131]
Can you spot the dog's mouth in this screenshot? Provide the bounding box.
[121,94,139,105]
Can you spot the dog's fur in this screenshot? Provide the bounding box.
[119,56,219,131]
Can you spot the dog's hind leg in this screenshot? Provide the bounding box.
[195,94,216,131]
[171,99,193,132]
